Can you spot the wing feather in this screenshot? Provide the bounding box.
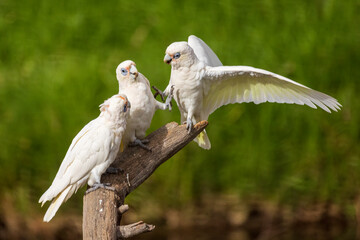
[188,35,223,67]
[55,119,97,178]
[39,118,113,203]
[202,66,341,116]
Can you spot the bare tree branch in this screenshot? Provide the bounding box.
[117,221,155,239]
[83,121,208,240]
[83,188,119,239]
[101,120,208,197]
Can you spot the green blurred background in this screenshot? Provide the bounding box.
[0,0,359,237]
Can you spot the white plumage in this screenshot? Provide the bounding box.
[163,35,342,149]
[116,60,171,148]
[39,94,130,222]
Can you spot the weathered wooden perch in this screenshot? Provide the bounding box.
[83,121,208,239]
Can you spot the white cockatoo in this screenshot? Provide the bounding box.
[116,60,172,150]
[163,35,342,150]
[39,94,130,222]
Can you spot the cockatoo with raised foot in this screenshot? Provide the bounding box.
[163,35,342,150]
[116,60,172,151]
[39,94,130,222]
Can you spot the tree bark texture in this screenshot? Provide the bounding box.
[101,120,208,197]
[83,121,208,239]
[83,188,120,240]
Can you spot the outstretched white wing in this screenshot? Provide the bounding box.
[202,65,342,117]
[188,35,223,67]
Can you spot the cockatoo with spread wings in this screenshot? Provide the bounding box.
[39,94,130,222]
[163,35,341,150]
[116,60,172,150]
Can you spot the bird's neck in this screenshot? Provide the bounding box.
[101,112,127,131]
[118,79,135,90]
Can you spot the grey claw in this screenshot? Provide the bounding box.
[186,118,193,133]
[129,139,152,152]
[165,101,172,111]
[86,183,114,194]
[164,85,174,111]
[140,139,150,144]
[152,86,165,102]
[106,167,123,174]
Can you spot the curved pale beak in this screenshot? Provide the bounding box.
[129,65,138,79]
[164,54,172,64]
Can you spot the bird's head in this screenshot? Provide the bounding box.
[164,41,196,68]
[116,60,138,82]
[100,94,131,121]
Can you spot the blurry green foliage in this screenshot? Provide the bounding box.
[0,0,359,216]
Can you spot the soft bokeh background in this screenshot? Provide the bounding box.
[0,0,359,239]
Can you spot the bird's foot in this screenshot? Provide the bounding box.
[129,139,151,152]
[105,166,123,175]
[86,183,114,194]
[152,86,165,102]
[164,85,174,111]
[186,117,193,134]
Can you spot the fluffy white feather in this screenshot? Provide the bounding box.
[39,94,130,222]
[163,35,342,149]
[116,60,171,147]
[188,35,223,67]
[202,66,342,116]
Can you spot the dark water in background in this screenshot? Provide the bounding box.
[0,219,357,239]
[132,225,358,240]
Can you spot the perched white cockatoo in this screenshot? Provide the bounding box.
[163,35,342,149]
[116,60,172,150]
[39,94,131,222]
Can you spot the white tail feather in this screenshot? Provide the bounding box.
[194,130,211,150]
[43,185,72,222]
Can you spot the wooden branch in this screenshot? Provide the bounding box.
[101,120,208,197]
[118,204,129,214]
[83,188,120,240]
[83,121,208,240]
[117,221,155,239]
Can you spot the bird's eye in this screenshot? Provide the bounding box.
[123,105,127,112]
[121,68,128,76]
[173,52,181,59]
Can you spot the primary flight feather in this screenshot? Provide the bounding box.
[39,94,130,222]
[163,35,341,149]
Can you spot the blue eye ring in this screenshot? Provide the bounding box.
[121,68,128,76]
[173,52,181,59]
[123,105,127,112]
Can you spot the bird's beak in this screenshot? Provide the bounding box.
[129,65,138,79]
[164,54,172,64]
